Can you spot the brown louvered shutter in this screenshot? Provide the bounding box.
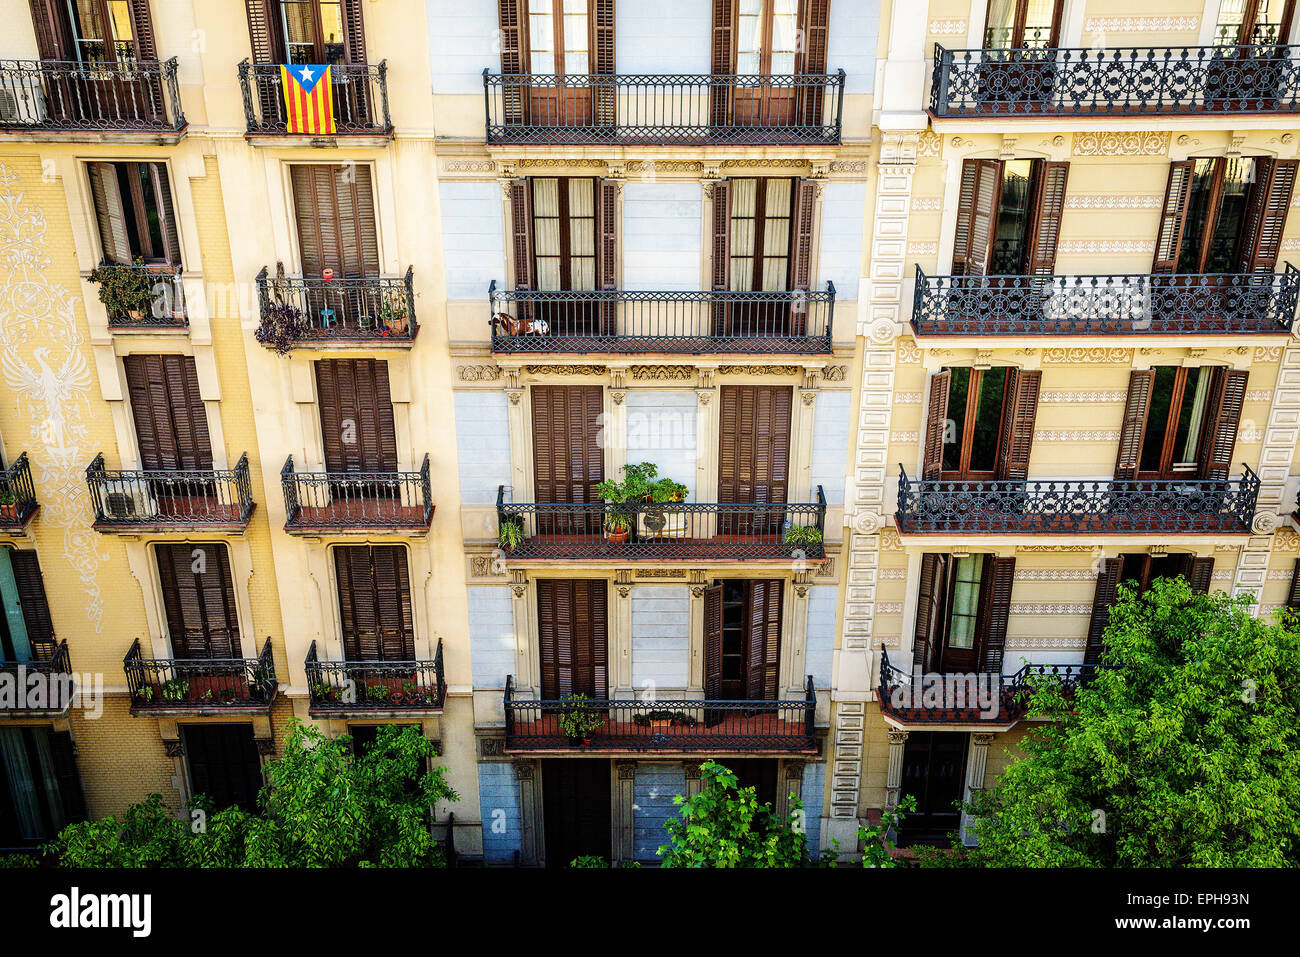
[1114,370,1155,479]
[747,580,782,701]
[498,0,526,122]
[128,0,157,60]
[537,579,557,696]
[88,163,131,264]
[710,179,732,334]
[532,387,604,536]
[703,583,723,700]
[509,179,535,289]
[372,545,414,658]
[717,386,791,506]
[124,355,212,471]
[799,0,830,125]
[1084,559,1121,666]
[9,550,55,658]
[1237,158,1297,274]
[1188,557,1214,594]
[150,164,181,266]
[341,0,367,63]
[952,160,1000,275]
[1026,162,1069,275]
[922,369,951,479]
[156,543,241,658]
[790,179,817,336]
[334,546,414,661]
[1152,161,1194,274]
[537,579,607,699]
[1198,368,1247,481]
[1287,560,1300,610]
[996,369,1040,481]
[28,0,69,59]
[315,358,398,473]
[592,0,616,122]
[48,731,87,824]
[245,0,281,61]
[912,553,942,672]
[290,164,379,279]
[710,0,735,125]
[596,178,618,334]
[980,557,1015,673]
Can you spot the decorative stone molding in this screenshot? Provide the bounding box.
[716,364,801,376]
[1039,390,1128,403]
[1058,240,1154,255]
[894,391,922,404]
[441,159,499,175]
[630,364,693,381]
[1043,347,1132,364]
[896,339,922,363]
[912,197,942,211]
[636,569,687,578]
[928,18,967,35]
[163,738,184,757]
[1083,16,1199,33]
[512,760,535,781]
[479,737,505,759]
[1073,132,1170,156]
[1063,194,1162,210]
[1010,602,1093,615]
[1015,568,1104,582]
[616,760,637,780]
[917,130,942,157]
[1006,636,1087,649]
[457,364,502,383]
[523,364,606,376]
[823,365,848,382]
[470,553,507,578]
[256,737,276,756]
[1033,429,1121,442]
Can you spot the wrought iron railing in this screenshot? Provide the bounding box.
[484,71,845,144]
[0,641,72,713]
[878,645,1110,724]
[0,57,184,133]
[98,262,188,328]
[255,266,416,346]
[0,453,38,530]
[305,639,445,713]
[86,452,255,530]
[895,465,1260,534]
[503,674,816,752]
[931,43,1300,116]
[496,485,827,560]
[912,266,1300,335]
[124,637,277,712]
[282,454,433,532]
[489,282,835,354]
[239,59,391,135]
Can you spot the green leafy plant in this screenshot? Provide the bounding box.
[365,683,391,702]
[557,693,603,741]
[782,525,824,547]
[857,794,915,868]
[88,260,154,320]
[569,854,608,868]
[596,461,659,504]
[378,296,409,334]
[603,512,632,535]
[161,678,187,702]
[498,519,525,552]
[648,478,689,503]
[254,299,312,355]
[134,686,155,703]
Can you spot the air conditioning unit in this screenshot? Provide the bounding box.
[102,481,155,521]
[0,77,47,126]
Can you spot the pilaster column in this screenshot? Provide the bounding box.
[687,572,707,693]
[884,729,909,811]
[502,367,528,498]
[777,759,806,821]
[515,760,542,865]
[960,733,994,847]
[510,572,535,695]
[684,760,703,799]
[613,571,634,699]
[614,760,636,862]
[784,579,811,697]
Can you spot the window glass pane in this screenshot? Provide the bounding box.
[529,0,556,73]
[943,367,970,472]
[771,0,799,73]
[281,1,317,64]
[532,178,561,290]
[737,0,763,74]
[1177,159,1221,274]
[1205,158,1253,275]
[107,0,135,61]
[984,0,1017,48]
[969,367,1006,473]
[1174,367,1211,467]
[993,160,1034,274]
[760,178,792,291]
[1023,0,1056,47]
[948,555,984,650]
[729,179,757,291]
[136,163,164,260]
[1140,366,1178,473]
[70,0,106,60]
[564,0,589,73]
[319,1,346,62]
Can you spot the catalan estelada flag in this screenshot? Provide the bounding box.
[280,63,336,135]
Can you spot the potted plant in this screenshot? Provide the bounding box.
[633,708,675,731]
[254,299,312,355]
[557,693,602,746]
[134,686,155,704]
[379,297,409,335]
[309,681,333,703]
[0,487,16,521]
[161,677,188,702]
[498,518,525,553]
[603,512,631,544]
[596,462,662,543]
[366,683,391,703]
[88,259,154,323]
[670,710,697,727]
[640,476,690,539]
[783,525,824,555]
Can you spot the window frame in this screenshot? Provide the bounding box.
[1135,366,1213,480]
[982,0,1064,49]
[529,176,597,290]
[728,176,796,293]
[940,366,1009,480]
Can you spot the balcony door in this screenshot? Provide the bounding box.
[1115,367,1246,481]
[983,0,1061,49]
[922,366,1041,482]
[333,545,415,661]
[156,543,242,659]
[497,0,614,126]
[912,553,1014,675]
[88,161,180,267]
[703,579,781,702]
[1085,555,1212,664]
[537,579,608,699]
[0,726,85,846]
[0,548,55,663]
[710,0,830,128]
[246,0,368,123]
[181,724,263,812]
[124,354,212,472]
[899,731,968,846]
[542,759,611,867]
[951,158,1069,276]
[314,358,397,473]
[290,163,381,329]
[718,386,791,535]
[1216,0,1296,44]
[531,385,603,535]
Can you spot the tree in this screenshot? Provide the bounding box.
[968,577,1300,867]
[658,760,815,867]
[49,722,458,868]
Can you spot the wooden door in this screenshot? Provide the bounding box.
[155,543,242,659]
[718,386,791,535]
[537,579,608,699]
[124,355,212,471]
[333,545,415,661]
[708,579,782,702]
[290,163,380,329]
[899,732,969,845]
[542,759,610,867]
[314,358,398,474]
[531,386,604,536]
[181,724,264,813]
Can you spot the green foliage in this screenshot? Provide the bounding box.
[596,462,660,504]
[782,525,824,547]
[569,855,608,867]
[48,721,458,868]
[87,260,154,318]
[498,519,524,551]
[557,694,603,740]
[856,794,915,868]
[657,760,814,867]
[254,299,311,355]
[968,578,1300,867]
[0,853,40,868]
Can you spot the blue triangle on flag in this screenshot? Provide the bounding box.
[286,64,329,94]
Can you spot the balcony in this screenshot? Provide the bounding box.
[86,452,255,533]
[1,642,72,717]
[912,267,1300,337]
[489,283,835,355]
[0,57,184,138]
[483,71,844,146]
[305,640,445,717]
[895,466,1260,535]
[281,455,433,534]
[496,486,827,561]
[238,60,391,137]
[255,267,416,350]
[124,638,277,715]
[503,675,816,754]
[878,646,1108,726]
[931,43,1300,118]
[97,262,188,330]
[0,453,38,532]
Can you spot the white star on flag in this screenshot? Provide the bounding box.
[298,65,315,82]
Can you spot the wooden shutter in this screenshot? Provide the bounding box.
[1084,559,1121,666]
[1198,368,1247,482]
[334,545,414,661]
[1237,158,1298,274]
[9,550,54,658]
[1152,161,1194,274]
[341,0,367,64]
[1026,162,1069,276]
[717,386,792,504]
[703,583,723,700]
[1287,560,1300,610]
[710,179,732,334]
[124,355,212,471]
[922,369,951,480]
[791,178,818,287]
[128,0,158,61]
[149,163,181,265]
[498,0,526,122]
[314,358,398,473]
[28,0,69,59]
[952,160,1000,276]
[710,0,736,124]
[798,0,830,125]
[996,368,1041,481]
[244,0,281,62]
[156,543,241,659]
[88,163,131,264]
[980,557,1015,673]
[509,179,534,289]
[1114,370,1155,479]
[531,386,604,504]
[537,579,608,699]
[747,580,783,701]
[48,731,87,825]
[912,553,942,672]
[1188,557,1214,594]
[290,164,379,279]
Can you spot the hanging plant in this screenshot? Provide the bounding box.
[254,299,313,355]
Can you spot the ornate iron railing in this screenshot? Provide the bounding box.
[86,452,255,530]
[496,485,827,560]
[503,674,816,752]
[483,71,844,145]
[124,637,276,713]
[0,453,38,530]
[255,266,416,346]
[931,43,1300,116]
[0,57,184,133]
[239,59,391,135]
[98,261,187,328]
[282,454,433,532]
[305,639,445,713]
[912,266,1300,336]
[896,465,1260,534]
[878,646,1110,724]
[489,282,835,354]
[0,641,73,713]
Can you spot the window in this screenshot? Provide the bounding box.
[983,0,1061,49]
[65,0,136,63]
[729,178,793,292]
[710,0,829,126]
[536,579,608,699]
[532,177,595,289]
[181,724,263,813]
[912,554,1015,675]
[898,732,968,846]
[314,358,398,474]
[952,158,1069,276]
[156,543,241,659]
[1216,0,1296,44]
[289,164,380,279]
[0,726,83,846]
[333,545,415,661]
[123,354,211,471]
[946,555,984,651]
[1177,158,1255,274]
[1086,555,1212,663]
[924,366,1041,482]
[88,161,180,265]
[0,549,55,663]
[703,579,782,701]
[527,0,589,75]
[279,0,346,64]
[1138,367,1213,477]
[736,0,799,75]
[1116,367,1246,482]
[941,367,1007,478]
